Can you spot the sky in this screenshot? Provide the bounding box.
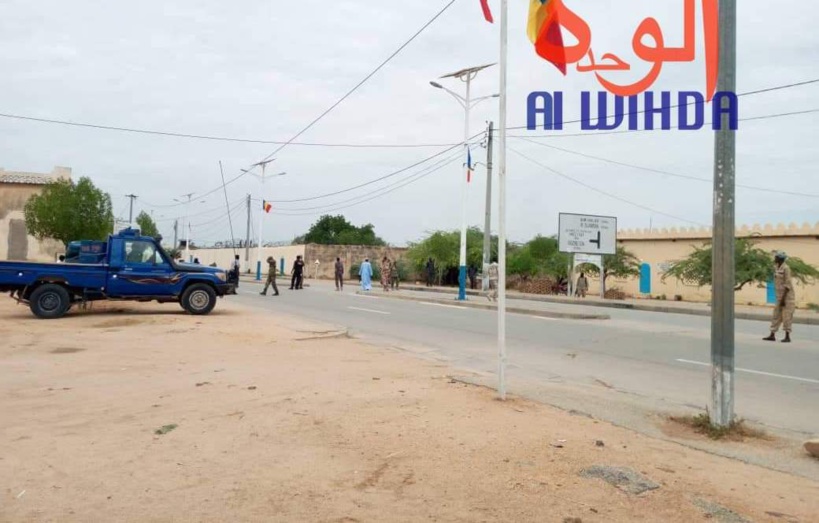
[1,0,817,247]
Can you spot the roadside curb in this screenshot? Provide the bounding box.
[400,285,819,326]
[355,292,610,321]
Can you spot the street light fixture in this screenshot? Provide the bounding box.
[429,63,497,301]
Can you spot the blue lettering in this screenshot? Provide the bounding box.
[527,91,563,130]
[678,91,705,130]
[580,92,625,131]
[644,91,673,130]
[712,91,739,131]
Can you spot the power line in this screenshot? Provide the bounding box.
[254,0,457,165]
[509,146,705,226]
[509,77,819,131]
[516,137,819,199]
[267,149,464,213]
[271,152,463,216]
[0,111,459,148]
[141,0,458,210]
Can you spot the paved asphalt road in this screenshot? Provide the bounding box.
[231,279,819,439]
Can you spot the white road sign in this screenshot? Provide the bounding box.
[559,213,617,255]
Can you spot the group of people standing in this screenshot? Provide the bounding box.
[259,255,306,296]
[358,256,400,292]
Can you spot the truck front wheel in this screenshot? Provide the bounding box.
[181,284,217,315]
[29,284,71,319]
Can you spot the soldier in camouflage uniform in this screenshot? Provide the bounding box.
[260,256,279,296]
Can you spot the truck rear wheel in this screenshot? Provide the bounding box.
[181,284,217,315]
[29,284,71,319]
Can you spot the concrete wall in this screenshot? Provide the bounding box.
[582,223,819,307]
[186,244,410,279]
[304,244,408,279]
[0,168,71,262]
[187,245,306,274]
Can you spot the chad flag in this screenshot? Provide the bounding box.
[527,0,567,75]
[262,200,272,213]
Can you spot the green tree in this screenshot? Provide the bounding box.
[294,215,385,246]
[507,236,571,283]
[405,228,499,280]
[24,177,113,248]
[663,239,819,290]
[577,246,641,282]
[135,211,160,238]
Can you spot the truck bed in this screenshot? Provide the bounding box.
[0,261,108,292]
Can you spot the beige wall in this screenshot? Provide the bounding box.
[304,244,408,279]
[0,169,70,262]
[588,223,819,307]
[187,244,410,279]
[187,245,306,273]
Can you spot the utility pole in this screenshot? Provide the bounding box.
[173,219,178,250]
[125,194,138,223]
[497,0,509,400]
[710,0,737,428]
[245,194,252,270]
[482,121,494,292]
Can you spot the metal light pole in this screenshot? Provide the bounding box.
[242,161,285,281]
[245,193,252,270]
[710,0,737,428]
[430,65,497,301]
[125,194,137,224]
[497,0,509,400]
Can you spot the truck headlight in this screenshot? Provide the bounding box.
[216,272,226,282]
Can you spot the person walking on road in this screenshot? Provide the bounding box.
[380,256,392,292]
[576,272,589,298]
[229,254,241,287]
[390,259,400,290]
[334,257,345,291]
[290,255,305,290]
[359,258,373,291]
[425,258,436,287]
[260,256,279,296]
[764,251,796,343]
[468,265,478,290]
[486,261,499,302]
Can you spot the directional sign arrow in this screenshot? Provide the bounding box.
[590,231,601,250]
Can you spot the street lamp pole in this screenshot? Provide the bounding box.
[174,193,194,262]
[243,161,284,280]
[430,64,496,301]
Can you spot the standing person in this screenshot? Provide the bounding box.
[229,255,241,287]
[260,256,279,296]
[380,256,392,292]
[193,258,200,265]
[334,257,345,291]
[425,257,436,287]
[57,255,65,264]
[764,252,796,343]
[468,265,478,290]
[486,261,499,302]
[359,258,373,291]
[576,272,589,298]
[290,255,305,290]
[391,259,400,290]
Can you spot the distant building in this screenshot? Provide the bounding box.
[0,166,71,261]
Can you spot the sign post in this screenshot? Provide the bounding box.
[560,214,615,299]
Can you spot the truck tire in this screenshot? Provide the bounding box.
[29,284,71,319]
[181,284,217,315]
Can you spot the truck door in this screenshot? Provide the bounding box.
[106,239,180,297]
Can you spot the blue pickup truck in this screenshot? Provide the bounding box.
[0,228,235,319]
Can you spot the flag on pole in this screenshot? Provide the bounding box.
[262,200,272,213]
[479,0,494,23]
[527,0,567,75]
[467,148,474,183]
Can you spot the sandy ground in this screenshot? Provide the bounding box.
[1,298,818,523]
